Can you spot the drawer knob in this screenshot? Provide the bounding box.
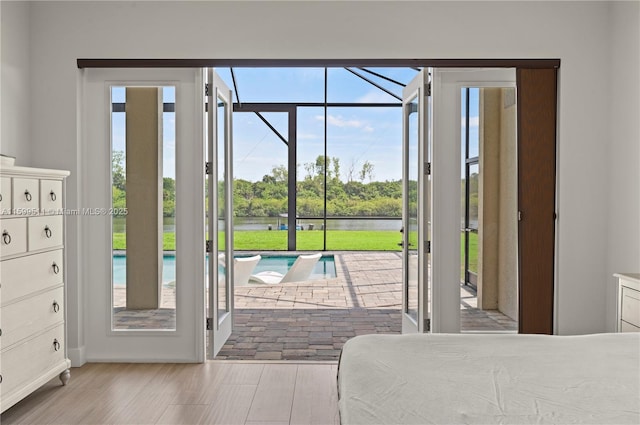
[53,339,61,351]
[44,225,52,238]
[53,301,60,312]
[25,190,32,202]
[50,190,57,201]
[52,262,60,274]
[2,231,11,245]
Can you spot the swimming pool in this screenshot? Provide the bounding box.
[112,254,337,287]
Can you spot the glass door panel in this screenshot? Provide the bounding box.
[208,69,234,357]
[405,96,419,324]
[217,93,230,323]
[461,88,480,288]
[110,85,176,330]
[401,70,430,334]
[458,83,519,332]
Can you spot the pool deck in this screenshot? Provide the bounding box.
[112,251,517,359]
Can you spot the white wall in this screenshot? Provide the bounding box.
[11,0,638,359]
[606,2,640,331]
[0,1,31,163]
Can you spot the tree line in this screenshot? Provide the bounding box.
[234,156,405,217]
[113,153,484,219]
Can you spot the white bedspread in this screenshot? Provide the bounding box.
[338,333,640,424]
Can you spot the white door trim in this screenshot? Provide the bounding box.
[82,68,205,362]
[431,68,516,333]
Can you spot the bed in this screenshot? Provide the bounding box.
[337,333,640,424]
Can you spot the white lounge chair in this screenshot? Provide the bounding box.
[249,253,322,285]
[218,254,262,287]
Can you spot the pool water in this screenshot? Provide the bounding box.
[112,254,336,287]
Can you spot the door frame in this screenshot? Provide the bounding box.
[77,61,559,362]
[431,68,517,333]
[207,69,235,357]
[82,68,205,362]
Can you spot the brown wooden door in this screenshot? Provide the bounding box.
[516,68,558,334]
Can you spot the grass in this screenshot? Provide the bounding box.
[112,230,402,251]
[112,230,479,267]
[113,232,176,251]
[461,232,479,275]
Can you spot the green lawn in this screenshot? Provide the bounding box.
[112,230,478,267]
[461,232,478,275]
[112,230,403,251]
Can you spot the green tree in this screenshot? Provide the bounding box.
[359,160,374,182]
[112,186,126,215]
[112,150,126,191]
[163,177,176,217]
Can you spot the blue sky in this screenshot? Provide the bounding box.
[111,69,479,181]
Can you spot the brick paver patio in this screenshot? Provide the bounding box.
[216,252,517,360]
[112,251,517,359]
[217,252,403,360]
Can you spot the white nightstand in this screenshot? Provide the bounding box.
[615,273,640,332]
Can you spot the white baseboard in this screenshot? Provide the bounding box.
[68,345,86,367]
[84,355,201,363]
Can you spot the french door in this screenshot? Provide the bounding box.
[207,69,234,357]
[401,70,431,333]
[83,68,204,362]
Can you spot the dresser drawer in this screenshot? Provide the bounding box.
[0,177,11,214]
[40,180,63,213]
[1,250,63,304]
[0,325,66,398]
[2,287,65,348]
[12,178,39,211]
[0,217,27,258]
[621,286,640,327]
[28,215,63,251]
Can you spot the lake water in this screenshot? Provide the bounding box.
[113,216,401,232]
[112,253,337,287]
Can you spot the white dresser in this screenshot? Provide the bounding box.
[615,273,640,332]
[0,164,71,413]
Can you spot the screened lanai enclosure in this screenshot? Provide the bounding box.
[215,67,418,252]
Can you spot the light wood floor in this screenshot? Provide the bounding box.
[1,362,340,425]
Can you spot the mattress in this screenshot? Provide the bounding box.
[337,333,640,424]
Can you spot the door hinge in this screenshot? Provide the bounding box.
[553,212,558,220]
[518,211,523,221]
[425,82,431,97]
[205,162,213,175]
[424,162,431,175]
[205,83,210,97]
[424,318,431,332]
[425,240,431,253]
[206,240,213,253]
[206,317,213,330]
